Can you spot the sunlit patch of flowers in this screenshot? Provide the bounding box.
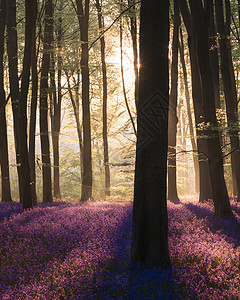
[0,201,132,299]
[168,198,240,299]
[0,198,240,299]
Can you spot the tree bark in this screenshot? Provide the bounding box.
[17,0,37,209]
[6,0,23,202]
[50,52,61,199]
[76,0,92,202]
[179,0,213,202]
[189,0,231,217]
[29,22,38,205]
[40,0,53,203]
[0,0,12,202]
[96,0,110,197]
[65,70,83,179]
[168,0,180,202]
[131,0,170,266]
[215,0,240,201]
[209,0,221,110]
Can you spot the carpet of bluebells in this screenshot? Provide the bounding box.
[0,198,240,299]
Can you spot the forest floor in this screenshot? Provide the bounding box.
[0,197,240,299]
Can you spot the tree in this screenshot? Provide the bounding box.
[179,28,199,194]
[179,0,213,202]
[131,0,170,266]
[168,0,180,202]
[40,0,54,203]
[0,0,12,202]
[49,1,64,200]
[189,0,232,217]
[119,1,137,136]
[127,0,139,109]
[75,0,92,202]
[96,0,111,197]
[215,0,240,201]
[29,8,39,205]
[209,0,221,110]
[6,0,22,201]
[17,0,38,209]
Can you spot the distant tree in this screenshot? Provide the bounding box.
[168,0,180,202]
[95,0,111,197]
[127,0,139,109]
[49,3,63,199]
[189,0,232,217]
[119,1,137,136]
[40,0,54,203]
[29,5,39,205]
[179,28,199,194]
[131,0,170,266]
[0,0,12,202]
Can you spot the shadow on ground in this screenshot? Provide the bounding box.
[94,206,178,299]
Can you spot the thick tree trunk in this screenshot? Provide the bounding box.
[29,25,38,205]
[0,0,12,202]
[180,0,213,202]
[189,0,231,217]
[215,0,240,201]
[168,0,180,202]
[96,0,110,197]
[76,0,92,202]
[40,0,53,203]
[131,0,170,266]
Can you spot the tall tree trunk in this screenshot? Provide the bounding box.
[96,0,110,197]
[189,0,231,217]
[40,0,53,203]
[238,0,240,29]
[215,0,240,201]
[179,28,199,195]
[29,22,38,205]
[128,0,139,109]
[17,0,37,209]
[65,70,83,179]
[0,0,12,202]
[76,0,92,202]
[209,1,221,110]
[168,0,180,202]
[131,0,170,266]
[6,0,22,202]
[50,8,62,200]
[50,53,61,199]
[180,0,213,202]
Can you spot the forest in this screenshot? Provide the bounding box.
[0,0,240,298]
